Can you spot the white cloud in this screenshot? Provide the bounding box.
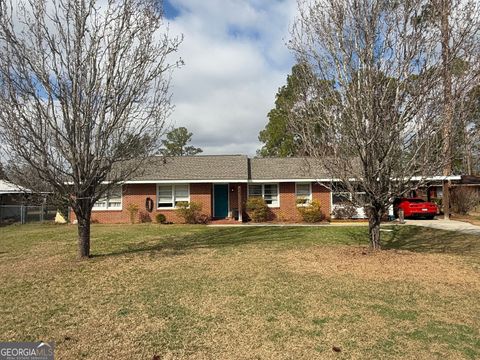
[165,0,297,155]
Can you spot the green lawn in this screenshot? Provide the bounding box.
[0,224,479,359]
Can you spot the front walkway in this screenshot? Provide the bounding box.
[207,222,332,227]
[405,218,480,236]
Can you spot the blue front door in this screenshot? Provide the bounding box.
[214,184,229,218]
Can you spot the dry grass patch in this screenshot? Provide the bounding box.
[0,224,479,359]
[452,213,480,226]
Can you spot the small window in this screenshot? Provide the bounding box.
[107,190,122,209]
[174,184,189,206]
[296,183,312,205]
[158,185,174,208]
[94,200,107,209]
[157,184,190,209]
[352,192,367,206]
[93,187,122,210]
[263,184,278,205]
[332,192,351,205]
[248,184,262,197]
[248,183,279,207]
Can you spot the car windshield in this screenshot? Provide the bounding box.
[409,199,426,203]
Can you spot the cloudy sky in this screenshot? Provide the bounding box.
[162,0,297,155]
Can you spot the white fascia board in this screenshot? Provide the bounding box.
[409,175,461,181]
[125,179,248,184]
[248,178,334,183]
[68,175,461,185]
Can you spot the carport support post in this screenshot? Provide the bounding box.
[238,185,243,222]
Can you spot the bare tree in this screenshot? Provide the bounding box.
[0,0,182,258]
[290,0,453,249]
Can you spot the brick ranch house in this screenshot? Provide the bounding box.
[73,155,462,224]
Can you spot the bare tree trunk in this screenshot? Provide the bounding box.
[466,142,473,175]
[440,0,453,220]
[77,215,91,258]
[74,197,93,258]
[368,208,382,250]
[442,180,451,220]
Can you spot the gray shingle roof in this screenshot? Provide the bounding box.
[249,157,330,180]
[131,155,249,181]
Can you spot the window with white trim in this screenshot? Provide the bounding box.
[93,187,122,210]
[157,184,190,209]
[248,183,279,207]
[332,192,366,206]
[332,192,351,205]
[296,183,312,205]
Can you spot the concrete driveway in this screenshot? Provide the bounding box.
[405,218,480,235]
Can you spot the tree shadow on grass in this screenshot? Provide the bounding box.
[382,226,480,256]
[92,227,316,258]
[91,224,480,259]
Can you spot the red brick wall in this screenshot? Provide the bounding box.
[267,182,331,222]
[70,181,332,224]
[312,182,332,219]
[70,183,213,224]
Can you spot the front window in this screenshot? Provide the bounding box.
[296,183,312,205]
[157,184,190,209]
[248,184,262,197]
[332,192,351,205]
[332,191,367,207]
[248,183,279,207]
[93,187,122,210]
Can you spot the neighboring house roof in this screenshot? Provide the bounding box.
[249,157,330,181]
[459,175,480,184]
[0,180,31,194]
[129,155,249,182]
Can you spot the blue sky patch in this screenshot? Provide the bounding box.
[163,0,180,20]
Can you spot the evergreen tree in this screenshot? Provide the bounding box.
[258,63,335,157]
[161,127,203,156]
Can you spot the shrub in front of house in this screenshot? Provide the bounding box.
[451,187,480,215]
[176,201,209,224]
[138,211,151,223]
[332,202,357,219]
[246,197,269,222]
[126,203,139,224]
[297,200,326,223]
[155,213,167,224]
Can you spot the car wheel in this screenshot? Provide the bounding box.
[425,215,435,220]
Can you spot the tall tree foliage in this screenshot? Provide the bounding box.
[0,0,182,258]
[290,0,451,249]
[462,85,480,173]
[416,0,480,217]
[161,127,203,156]
[258,63,336,157]
[258,64,304,157]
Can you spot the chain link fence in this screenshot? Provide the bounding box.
[0,205,59,225]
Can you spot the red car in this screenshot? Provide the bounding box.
[394,198,438,219]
